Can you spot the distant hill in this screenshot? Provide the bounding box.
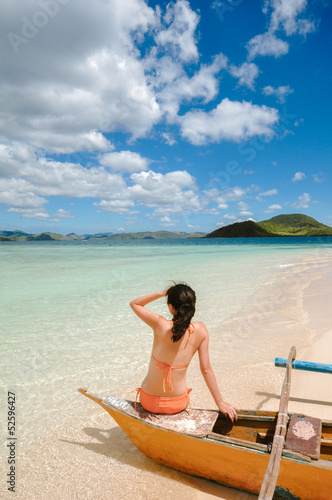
[106,231,206,240]
[0,230,30,239]
[26,232,67,241]
[259,214,332,236]
[0,229,205,242]
[0,230,67,241]
[206,214,332,238]
[82,232,116,239]
[206,220,274,238]
[65,233,83,240]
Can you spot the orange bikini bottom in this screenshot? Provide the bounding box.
[132,388,192,414]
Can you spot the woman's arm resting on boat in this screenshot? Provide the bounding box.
[198,326,237,422]
[130,290,168,329]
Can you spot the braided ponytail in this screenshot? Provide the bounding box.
[166,283,196,342]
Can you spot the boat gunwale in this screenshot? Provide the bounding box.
[77,388,332,464]
[77,387,332,427]
[102,397,332,468]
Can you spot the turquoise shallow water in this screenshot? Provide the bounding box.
[1,237,332,449]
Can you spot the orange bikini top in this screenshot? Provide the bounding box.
[152,323,195,393]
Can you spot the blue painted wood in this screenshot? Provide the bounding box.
[275,358,332,374]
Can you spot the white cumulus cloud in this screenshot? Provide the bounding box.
[246,32,289,60]
[94,200,136,215]
[126,169,204,216]
[292,192,311,209]
[1,0,160,151]
[145,52,228,121]
[229,62,260,89]
[179,98,279,145]
[262,85,294,103]
[265,0,316,36]
[292,171,306,182]
[154,0,200,63]
[99,151,149,173]
[0,142,127,218]
[259,189,278,196]
[264,204,282,213]
[247,0,316,61]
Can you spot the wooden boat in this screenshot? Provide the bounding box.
[78,348,332,499]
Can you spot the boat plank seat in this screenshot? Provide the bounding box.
[102,397,219,437]
[285,416,322,460]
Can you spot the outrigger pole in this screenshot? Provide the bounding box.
[275,357,332,374]
[258,346,296,500]
[259,348,331,499]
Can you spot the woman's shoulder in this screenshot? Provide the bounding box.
[154,316,173,333]
[192,320,207,328]
[192,321,208,337]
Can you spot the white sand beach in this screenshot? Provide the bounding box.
[1,253,332,500]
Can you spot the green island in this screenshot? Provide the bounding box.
[205,214,332,238]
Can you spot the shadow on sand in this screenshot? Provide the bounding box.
[255,391,332,410]
[61,424,256,500]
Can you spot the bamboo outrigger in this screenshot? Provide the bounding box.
[78,347,332,499]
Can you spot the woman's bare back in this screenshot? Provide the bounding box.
[141,318,206,396]
[130,287,237,421]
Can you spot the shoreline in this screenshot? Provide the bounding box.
[197,256,332,499]
[1,253,332,499]
[289,260,332,421]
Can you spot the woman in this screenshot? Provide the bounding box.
[130,283,237,422]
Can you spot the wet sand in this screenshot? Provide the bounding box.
[1,255,331,499]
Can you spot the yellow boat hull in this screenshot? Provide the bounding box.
[78,389,332,500]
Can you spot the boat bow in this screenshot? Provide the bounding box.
[78,387,219,438]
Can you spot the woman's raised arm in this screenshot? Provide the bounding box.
[198,324,237,422]
[130,290,168,329]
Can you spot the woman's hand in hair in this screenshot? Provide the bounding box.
[130,291,166,329]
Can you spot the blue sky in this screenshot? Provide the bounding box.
[0,0,331,235]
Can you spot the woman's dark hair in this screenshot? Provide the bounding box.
[166,283,196,342]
